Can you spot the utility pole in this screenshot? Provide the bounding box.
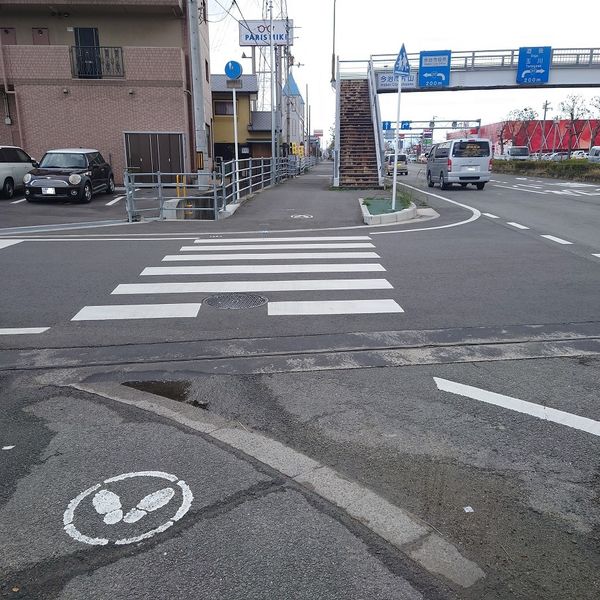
[187,0,207,170]
[330,0,337,84]
[269,0,276,183]
[540,100,551,159]
[305,84,309,156]
[285,18,291,155]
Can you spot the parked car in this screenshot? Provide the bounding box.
[0,145,38,198]
[427,138,491,190]
[407,154,417,163]
[384,153,408,176]
[588,146,600,163]
[571,150,588,159]
[24,149,114,203]
[548,152,568,161]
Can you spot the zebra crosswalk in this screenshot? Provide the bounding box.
[71,235,404,322]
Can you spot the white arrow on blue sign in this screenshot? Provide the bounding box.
[400,121,411,130]
[394,44,410,77]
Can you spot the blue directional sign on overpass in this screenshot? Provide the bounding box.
[418,50,451,88]
[516,47,552,84]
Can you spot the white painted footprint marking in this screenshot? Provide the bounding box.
[92,487,175,525]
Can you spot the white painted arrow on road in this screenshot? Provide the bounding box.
[434,378,600,437]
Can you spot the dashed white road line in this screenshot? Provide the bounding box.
[10,198,26,204]
[2,445,15,450]
[482,213,500,219]
[72,303,202,321]
[0,327,49,335]
[507,222,529,230]
[113,279,393,295]
[105,195,124,206]
[540,235,573,245]
[162,252,381,262]
[435,377,600,437]
[141,264,386,276]
[268,299,404,316]
[593,253,600,258]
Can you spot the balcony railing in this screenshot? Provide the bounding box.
[70,46,124,79]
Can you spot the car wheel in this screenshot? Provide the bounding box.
[105,175,115,194]
[2,178,14,199]
[476,182,485,190]
[427,171,434,188]
[440,172,449,190]
[80,182,93,203]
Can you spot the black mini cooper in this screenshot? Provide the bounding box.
[24,148,115,203]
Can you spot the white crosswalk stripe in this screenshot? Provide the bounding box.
[72,235,404,321]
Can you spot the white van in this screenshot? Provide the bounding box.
[588,146,600,163]
[427,138,491,190]
[0,145,37,198]
[506,146,530,160]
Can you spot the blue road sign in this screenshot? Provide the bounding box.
[516,47,551,84]
[394,44,410,77]
[225,60,243,80]
[418,50,451,88]
[400,121,411,130]
[382,121,392,130]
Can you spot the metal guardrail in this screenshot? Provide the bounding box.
[70,46,124,78]
[339,48,600,79]
[124,155,318,222]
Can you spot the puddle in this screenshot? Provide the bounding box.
[123,380,208,409]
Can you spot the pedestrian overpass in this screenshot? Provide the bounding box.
[333,47,600,187]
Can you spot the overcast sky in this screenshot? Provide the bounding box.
[208,1,600,143]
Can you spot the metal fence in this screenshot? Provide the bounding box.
[124,155,319,222]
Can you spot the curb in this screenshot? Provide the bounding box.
[359,198,418,225]
[71,381,486,589]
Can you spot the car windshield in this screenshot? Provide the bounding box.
[452,141,490,158]
[39,153,87,168]
[509,147,529,156]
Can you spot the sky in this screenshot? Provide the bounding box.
[208,0,600,144]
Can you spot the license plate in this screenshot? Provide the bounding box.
[42,187,56,195]
[465,166,478,172]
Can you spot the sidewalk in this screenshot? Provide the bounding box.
[0,375,434,600]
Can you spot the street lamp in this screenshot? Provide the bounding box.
[330,0,336,84]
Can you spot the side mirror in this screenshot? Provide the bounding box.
[31,160,39,168]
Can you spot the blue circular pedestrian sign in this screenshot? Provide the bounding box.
[225,61,243,80]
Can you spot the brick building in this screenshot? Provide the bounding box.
[0,0,213,183]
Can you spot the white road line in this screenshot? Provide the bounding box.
[482,213,500,219]
[105,195,124,206]
[141,264,386,276]
[494,184,547,195]
[0,239,23,250]
[72,303,201,321]
[540,235,573,245]
[180,243,375,251]
[515,177,528,180]
[268,299,404,316]
[112,279,394,295]
[434,377,600,438]
[0,327,49,335]
[193,236,371,243]
[593,253,600,258]
[10,198,26,204]
[507,222,529,230]
[162,252,381,262]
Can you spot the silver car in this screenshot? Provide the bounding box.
[427,138,491,190]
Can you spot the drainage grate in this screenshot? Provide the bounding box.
[203,293,268,310]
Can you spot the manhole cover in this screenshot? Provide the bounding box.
[203,293,268,310]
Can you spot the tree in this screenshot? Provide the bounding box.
[508,107,539,148]
[559,95,590,157]
[587,96,600,151]
[327,125,335,152]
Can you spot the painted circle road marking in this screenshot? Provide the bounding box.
[63,470,193,546]
[290,214,313,219]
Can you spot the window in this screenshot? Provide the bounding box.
[435,145,449,159]
[87,153,102,166]
[96,152,106,164]
[205,59,209,83]
[452,141,490,158]
[214,101,234,115]
[15,148,32,162]
[206,123,211,157]
[39,153,87,168]
[2,148,21,162]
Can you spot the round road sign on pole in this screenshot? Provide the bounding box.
[225,61,243,80]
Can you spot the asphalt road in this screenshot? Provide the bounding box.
[1,161,599,599]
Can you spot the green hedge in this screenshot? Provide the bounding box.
[491,159,600,183]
